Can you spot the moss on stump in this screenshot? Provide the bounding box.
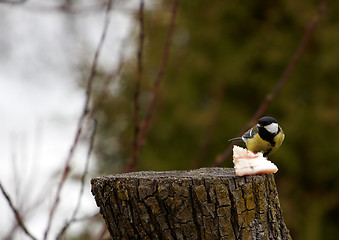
[91,167,291,240]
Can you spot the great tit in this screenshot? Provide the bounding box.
[229,116,285,156]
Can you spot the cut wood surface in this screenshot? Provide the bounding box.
[91,167,291,240]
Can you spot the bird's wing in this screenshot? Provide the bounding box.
[229,125,259,143]
[242,124,259,140]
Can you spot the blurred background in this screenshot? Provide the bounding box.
[0,0,338,239]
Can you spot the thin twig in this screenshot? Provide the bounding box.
[90,25,130,117]
[43,1,113,239]
[128,0,144,172]
[90,16,130,116]
[56,119,97,240]
[90,57,124,117]
[126,0,178,172]
[0,182,37,240]
[213,0,327,167]
[84,0,113,114]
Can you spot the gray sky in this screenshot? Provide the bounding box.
[0,1,134,238]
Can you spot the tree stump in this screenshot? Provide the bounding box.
[91,168,291,240]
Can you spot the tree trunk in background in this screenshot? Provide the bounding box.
[91,168,291,240]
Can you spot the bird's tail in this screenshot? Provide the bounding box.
[228,137,243,143]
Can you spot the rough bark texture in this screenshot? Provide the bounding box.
[91,168,291,240]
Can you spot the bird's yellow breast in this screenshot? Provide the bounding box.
[271,130,285,154]
[246,129,285,156]
[246,134,272,154]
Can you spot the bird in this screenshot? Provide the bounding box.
[229,116,285,156]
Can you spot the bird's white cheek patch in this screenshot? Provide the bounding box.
[264,123,278,134]
[232,145,278,176]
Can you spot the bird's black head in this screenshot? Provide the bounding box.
[257,116,280,141]
[258,116,278,127]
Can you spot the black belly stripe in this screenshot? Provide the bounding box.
[258,127,278,146]
[263,147,273,157]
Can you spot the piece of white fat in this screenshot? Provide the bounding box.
[232,145,278,177]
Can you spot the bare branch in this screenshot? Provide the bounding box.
[0,182,37,240]
[128,0,145,172]
[84,0,113,115]
[126,0,178,172]
[56,119,97,240]
[90,58,124,117]
[213,0,328,167]
[43,1,113,239]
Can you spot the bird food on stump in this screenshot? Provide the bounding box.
[91,167,291,240]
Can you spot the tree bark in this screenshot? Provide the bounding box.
[91,168,291,240]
